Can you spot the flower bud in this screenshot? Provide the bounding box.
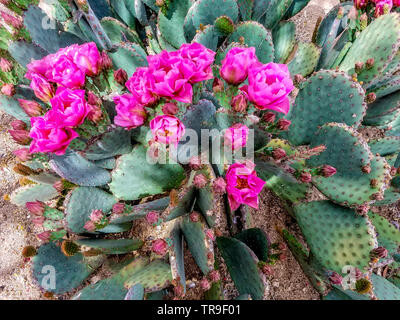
[189,156,202,170]
[194,173,208,188]
[112,203,125,215]
[361,164,371,174]
[1,83,15,96]
[272,148,286,160]
[294,74,304,87]
[26,201,45,215]
[18,99,43,117]
[114,68,128,86]
[87,91,102,106]
[152,239,168,256]
[209,270,220,282]
[1,11,23,29]
[32,216,45,226]
[300,172,312,183]
[11,120,27,131]
[263,112,276,124]
[100,51,113,70]
[212,77,224,93]
[84,220,96,232]
[13,148,31,162]
[199,278,211,290]
[8,129,31,145]
[190,211,200,222]
[162,103,179,115]
[53,180,64,193]
[321,165,337,177]
[360,13,368,30]
[212,177,226,194]
[370,179,378,188]
[370,247,388,259]
[146,211,159,224]
[277,119,291,131]
[355,62,364,74]
[0,58,12,72]
[230,94,247,113]
[328,271,343,285]
[354,0,368,10]
[366,58,375,69]
[89,209,104,223]
[261,264,273,276]
[37,231,51,241]
[87,104,103,123]
[366,92,376,104]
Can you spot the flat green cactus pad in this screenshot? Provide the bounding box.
[76,239,144,254]
[192,25,220,52]
[364,91,400,127]
[109,42,147,77]
[369,137,400,157]
[339,13,400,87]
[371,273,400,300]
[109,145,186,201]
[306,123,390,207]
[234,228,269,262]
[295,201,377,274]
[287,42,319,77]
[217,237,265,300]
[10,183,59,207]
[368,212,400,255]
[65,187,117,234]
[287,71,366,146]
[33,243,103,295]
[272,21,296,64]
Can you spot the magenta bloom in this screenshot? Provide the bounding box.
[152,239,168,256]
[224,123,249,151]
[354,0,369,9]
[113,94,147,129]
[147,51,193,103]
[29,112,79,155]
[29,74,55,102]
[125,67,158,107]
[220,47,259,85]
[226,161,266,211]
[394,0,400,6]
[48,55,86,89]
[50,87,90,127]
[71,42,101,76]
[240,63,294,114]
[150,115,185,146]
[146,211,159,224]
[178,43,216,83]
[373,0,393,16]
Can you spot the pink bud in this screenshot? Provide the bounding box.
[199,278,211,290]
[294,74,304,86]
[189,156,202,170]
[100,51,113,70]
[300,172,312,183]
[366,58,375,69]
[230,94,248,113]
[194,174,208,188]
[84,220,96,232]
[26,201,45,215]
[321,165,337,177]
[13,148,31,162]
[146,211,159,224]
[37,231,51,241]
[114,69,128,86]
[328,271,343,285]
[205,229,215,241]
[366,92,376,104]
[162,103,179,115]
[261,264,273,276]
[212,78,224,93]
[1,83,15,96]
[272,148,286,160]
[89,209,104,223]
[11,120,27,130]
[18,99,43,117]
[362,164,371,174]
[0,58,12,72]
[8,129,31,145]
[190,211,200,222]
[209,270,220,282]
[87,92,102,106]
[276,119,291,131]
[53,180,64,193]
[32,216,45,226]
[356,204,369,216]
[1,11,23,29]
[87,104,103,123]
[212,177,227,194]
[152,239,168,256]
[263,112,276,124]
[112,203,125,214]
[371,247,388,259]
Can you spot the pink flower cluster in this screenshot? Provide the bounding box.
[220,47,294,114]
[114,43,215,145]
[26,43,104,155]
[356,0,400,16]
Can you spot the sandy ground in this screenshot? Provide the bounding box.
[0,0,339,300]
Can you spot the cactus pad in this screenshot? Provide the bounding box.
[11,183,59,206]
[368,137,400,157]
[272,21,296,64]
[234,228,269,262]
[76,239,144,254]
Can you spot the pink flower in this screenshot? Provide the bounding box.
[29,74,55,102]
[240,63,294,114]
[29,112,79,155]
[50,87,90,127]
[146,211,159,224]
[220,47,258,85]
[226,161,266,211]
[84,220,96,232]
[126,67,158,106]
[213,177,227,194]
[394,0,400,6]
[224,123,249,150]
[147,51,193,103]
[13,148,32,161]
[89,210,104,223]
[71,42,101,76]
[113,94,147,129]
[48,55,86,89]
[150,115,185,146]
[373,0,393,16]
[18,99,43,117]
[152,239,168,256]
[178,43,216,83]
